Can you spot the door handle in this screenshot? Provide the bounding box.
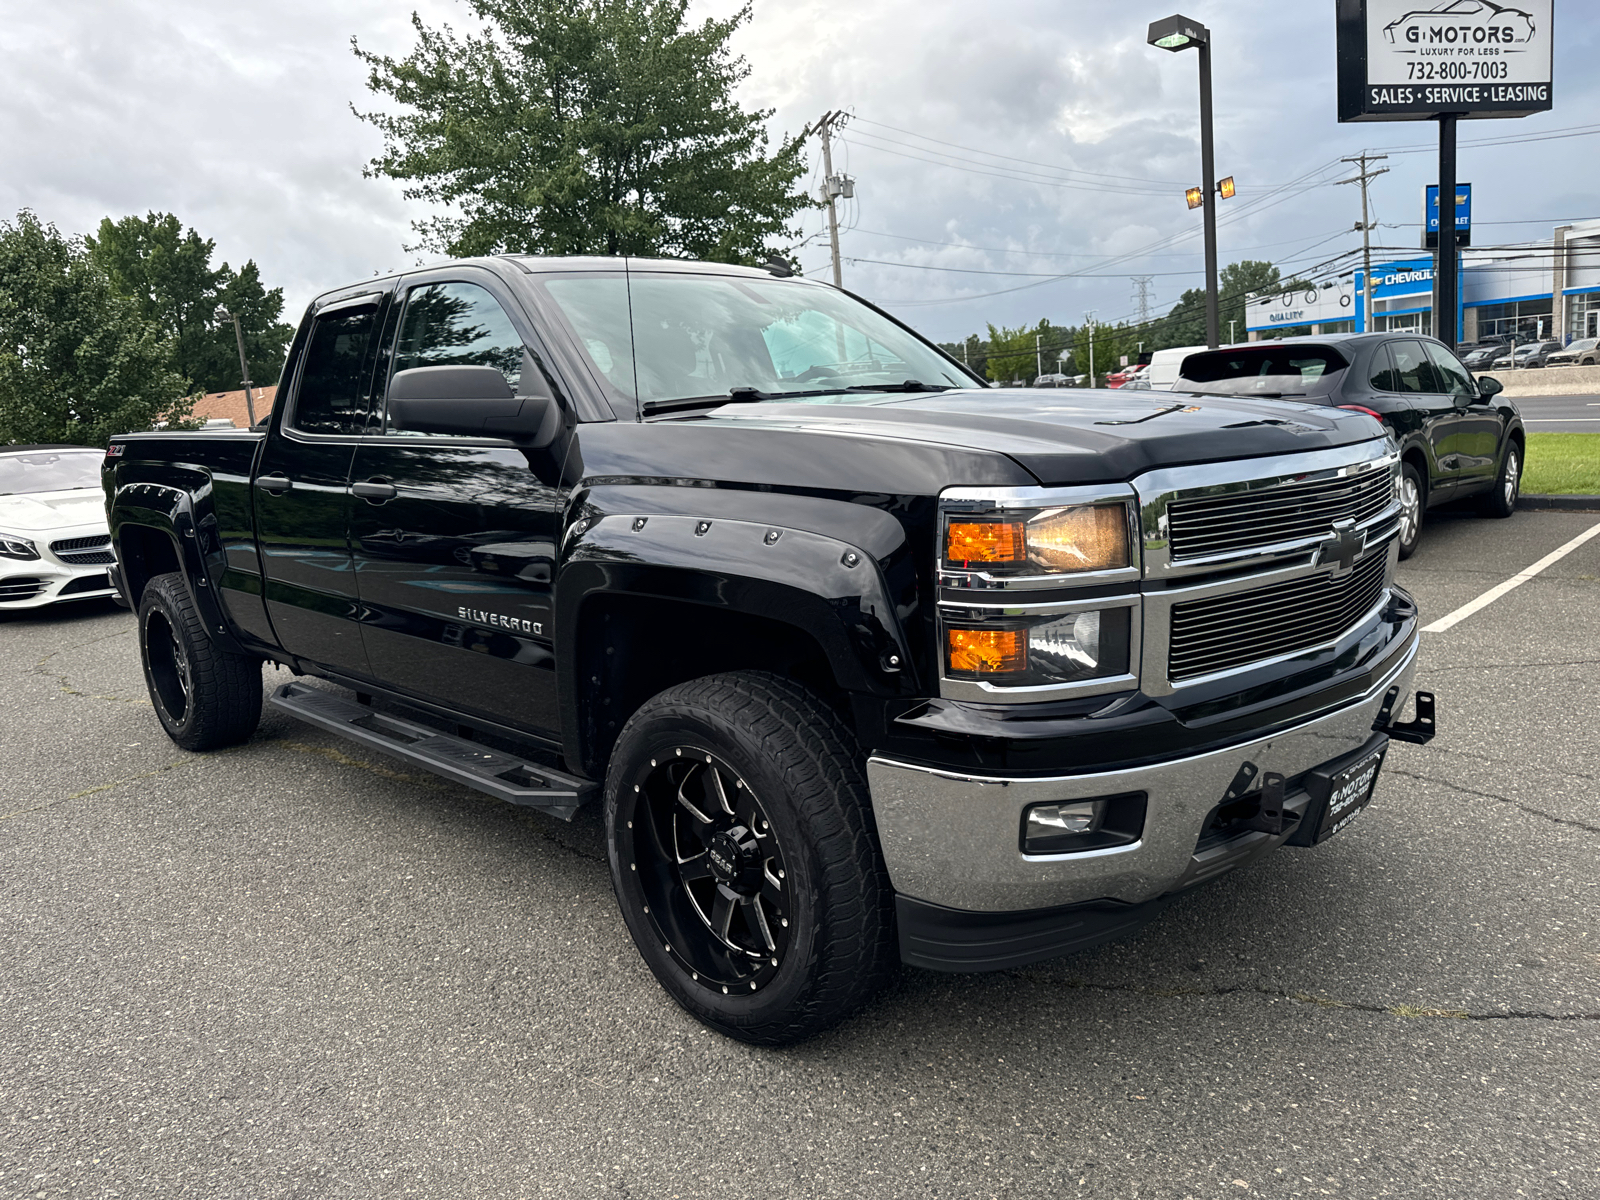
[351,478,398,503]
[255,472,292,494]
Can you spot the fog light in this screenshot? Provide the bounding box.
[1021,793,1148,855]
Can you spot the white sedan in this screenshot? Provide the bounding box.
[0,445,119,609]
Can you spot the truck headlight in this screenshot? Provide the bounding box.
[0,532,40,560]
[945,502,1130,576]
[944,606,1132,688]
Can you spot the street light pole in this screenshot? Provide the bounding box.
[1149,14,1221,349]
[214,305,256,426]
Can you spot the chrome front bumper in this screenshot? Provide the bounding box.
[867,632,1419,913]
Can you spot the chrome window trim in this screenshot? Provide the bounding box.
[937,592,1142,705]
[1134,441,1398,581]
[937,484,1141,590]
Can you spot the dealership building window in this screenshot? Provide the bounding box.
[1471,298,1554,342]
[1567,291,1600,341]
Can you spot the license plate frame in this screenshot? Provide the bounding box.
[1310,741,1388,844]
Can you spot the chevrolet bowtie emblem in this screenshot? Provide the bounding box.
[1316,518,1363,577]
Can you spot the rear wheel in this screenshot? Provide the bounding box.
[137,572,263,751]
[1478,442,1521,519]
[605,671,896,1045]
[1397,463,1425,560]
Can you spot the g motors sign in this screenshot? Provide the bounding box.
[1337,0,1553,121]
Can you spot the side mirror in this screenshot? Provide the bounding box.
[1475,374,1503,400]
[387,355,562,446]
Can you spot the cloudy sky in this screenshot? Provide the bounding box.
[4,0,1596,346]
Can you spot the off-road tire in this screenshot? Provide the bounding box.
[137,572,262,751]
[1477,441,1521,519]
[1397,462,1425,560]
[605,671,897,1045]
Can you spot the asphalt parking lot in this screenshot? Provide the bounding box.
[2,511,1597,1200]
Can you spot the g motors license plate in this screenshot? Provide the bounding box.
[1313,744,1387,844]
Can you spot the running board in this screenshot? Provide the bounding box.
[268,681,594,820]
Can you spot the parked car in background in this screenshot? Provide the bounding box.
[1458,339,1510,371]
[1173,333,1524,559]
[1489,340,1562,369]
[1546,338,1600,367]
[1,445,120,609]
[1145,345,1209,390]
[1032,372,1072,388]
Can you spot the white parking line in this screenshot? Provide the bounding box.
[1423,519,1600,634]
[1525,418,1600,423]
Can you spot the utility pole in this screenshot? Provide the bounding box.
[805,111,853,288]
[1336,152,1389,335]
[1084,310,1098,388]
[1229,318,1237,344]
[1035,333,1043,380]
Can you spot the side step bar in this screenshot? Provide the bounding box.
[268,681,595,820]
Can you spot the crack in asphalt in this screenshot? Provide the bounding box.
[1386,767,1600,835]
[28,626,150,706]
[0,757,197,824]
[1010,976,1599,1022]
[1418,657,1600,674]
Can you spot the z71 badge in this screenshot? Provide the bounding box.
[457,606,543,635]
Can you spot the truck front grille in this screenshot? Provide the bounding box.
[1167,469,1392,561]
[51,535,115,565]
[1167,549,1388,682]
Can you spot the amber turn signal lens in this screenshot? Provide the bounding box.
[1026,505,1129,572]
[946,520,1026,565]
[947,628,1028,675]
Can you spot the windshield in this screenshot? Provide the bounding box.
[0,450,103,496]
[1175,346,1348,395]
[539,271,971,410]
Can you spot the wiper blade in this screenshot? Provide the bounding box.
[841,379,954,394]
[640,386,877,415]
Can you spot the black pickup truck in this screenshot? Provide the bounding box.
[105,256,1436,1044]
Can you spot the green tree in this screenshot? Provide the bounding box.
[0,211,190,446]
[352,0,811,262]
[985,318,1053,383]
[1152,259,1297,350]
[86,212,294,394]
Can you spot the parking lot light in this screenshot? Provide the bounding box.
[1149,13,1220,348]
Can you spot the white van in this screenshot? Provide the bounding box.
[1145,345,1209,390]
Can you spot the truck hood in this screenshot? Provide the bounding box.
[0,488,108,534]
[709,387,1385,485]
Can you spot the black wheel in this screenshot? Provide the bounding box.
[137,572,263,751]
[1397,462,1425,560]
[1478,441,1521,519]
[605,671,897,1045]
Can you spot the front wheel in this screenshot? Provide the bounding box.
[137,572,263,751]
[605,671,897,1045]
[1478,442,1521,519]
[1397,463,1425,560]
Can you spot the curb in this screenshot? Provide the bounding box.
[1518,494,1600,512]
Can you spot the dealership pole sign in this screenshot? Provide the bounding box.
[1337,0,1553,122]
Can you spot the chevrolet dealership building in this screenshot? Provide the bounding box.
[1246,219,1600,344]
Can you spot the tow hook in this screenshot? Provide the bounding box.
[1373,686,1437,745]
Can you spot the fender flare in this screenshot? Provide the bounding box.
[109,476,252,658]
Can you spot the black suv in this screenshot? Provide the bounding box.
[1174,334,1524,557]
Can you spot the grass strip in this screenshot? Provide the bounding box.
[1523,433,1600,495]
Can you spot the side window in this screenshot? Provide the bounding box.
[292,306,378,435]
[390,282,525,392]
[1424,342,1475,398]
[1369,345,1401,392]
[1385,340,1431,394]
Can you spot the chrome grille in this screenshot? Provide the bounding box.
[1168,550,1388,682]
[1167,469,1392,561]
[51,535,115,565]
